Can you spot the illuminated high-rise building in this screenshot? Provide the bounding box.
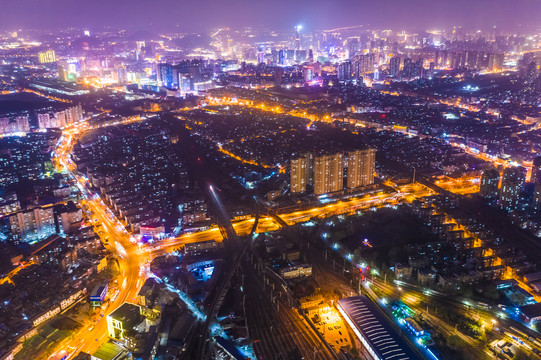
[531,157,541,184]
[494,53,505,71]
[338,61,352,81]
[116,66,128,84]
[294,25,302,50]
[57,64,67,81]
[257,45,265,64]
[480,168,500,199]
[434,50,441,67]
[135,41,145,61]
[389,56,400,77]
[314,153,343,195]
[354,54,372,78]
[465,51,479,69]
[525,61,538,83]
[402,58,413,79]
[304,68,313,83]
[0,115,29,135]
[37,113,52,129]
[413,59,424,78]
[9,205,55,244]
[157,63,174,87]
[534,183,541,211]
[286,50,295,64]
[347,149,376,189]
[278,50,286,66]
[39,50,56,64]
[295,50,307,63]
[499,167,526,211]
[290,153,314,194]
[487,53,505,71]
[345,37,359,58]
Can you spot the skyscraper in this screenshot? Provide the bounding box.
[157,63,174,87]
[531,157,541,184]
[499,167,526,211]
[314,153,343,195]
[278,50,286,66]
[480,168,500,199]
[465,51,479,69]
[402,58,413,79]
[290,153,314,194]
[428,62,435,77]
[295,50,307,63]
[354,54,372,78]
[525,61,538,84]
[57,64,67,81]
[39,50,56,64]
[294,25,302,50]
[389,56,400,77]
[135,41,145,60]
[494,53,505,71]
[116,66,128,84]
[338,61,352,81]
[347,149,376,189]
[257,46,265,64]
[413,59,424,78]
[487,53,503,71]
[533,183,541,211]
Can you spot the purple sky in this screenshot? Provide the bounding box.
[1,0,540,32]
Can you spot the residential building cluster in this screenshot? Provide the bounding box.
[0,230,107,353]
[404,195,537,304]
[37,104,84,129]
[0,115,30,135]
[479,158,541,238]
[291,149,375,195]
[0,130,60,187]
[72,121,205,234]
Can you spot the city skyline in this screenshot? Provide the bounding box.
[1,2,541,360]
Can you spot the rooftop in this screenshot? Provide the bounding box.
[108,302,144,329]
[520,302,541,319]
[337,296,417,360]
[92,341,127,360]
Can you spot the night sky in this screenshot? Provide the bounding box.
[1,0,540,31]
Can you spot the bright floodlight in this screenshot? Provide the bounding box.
[209,185,214,191]
[296,25,303,31]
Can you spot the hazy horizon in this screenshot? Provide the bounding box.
[1,0,540,33]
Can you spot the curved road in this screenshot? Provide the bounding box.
[50,120,148,359]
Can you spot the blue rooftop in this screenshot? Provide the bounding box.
[215,336,248,360]
[337,296,419,360]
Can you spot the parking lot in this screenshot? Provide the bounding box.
[312,308,352,352]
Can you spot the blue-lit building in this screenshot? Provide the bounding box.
[215,336,249,360]
[90,283,108,307]
[157,63,174,88]
[9,205,56,244]
[337,296,417,360]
